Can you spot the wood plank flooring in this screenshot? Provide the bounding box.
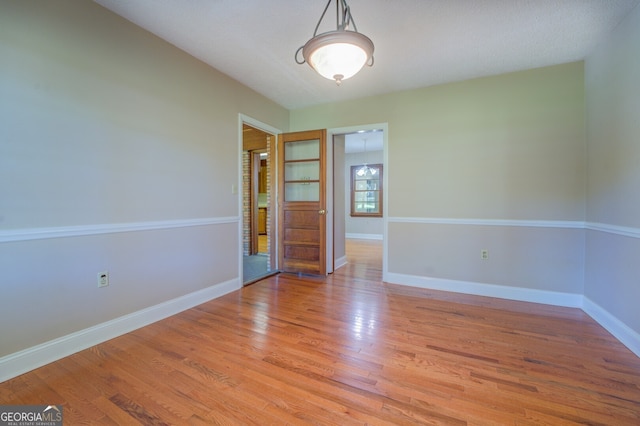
[2,239,640,424]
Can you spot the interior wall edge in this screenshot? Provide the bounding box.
[585,222,640,239]
[0,277,240,383]
[582,297,640,358]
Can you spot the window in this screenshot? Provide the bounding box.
[351,163,383,217]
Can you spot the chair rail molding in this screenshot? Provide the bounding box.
[387,217,585,229]
[0,217,240,243]
[387,217,640,239]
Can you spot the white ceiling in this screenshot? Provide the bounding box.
[344,130,384,154]
[95,0,639,110]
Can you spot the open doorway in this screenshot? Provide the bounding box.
[329,126,386,276]
[242,123,277,284]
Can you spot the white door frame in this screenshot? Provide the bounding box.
[238,114,282,283]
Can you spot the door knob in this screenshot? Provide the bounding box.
[318,209,326,215]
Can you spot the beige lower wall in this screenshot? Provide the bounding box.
[584,230,640,333]
[388,222,584,294]
[0,223,237,357]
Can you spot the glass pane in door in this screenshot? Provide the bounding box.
[284,139,319,160]
[285,182,320,201]
[284,138,320,202]
[284,161,320,181]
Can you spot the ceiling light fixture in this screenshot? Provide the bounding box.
[295,0,374,85]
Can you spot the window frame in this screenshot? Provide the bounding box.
[350,163,383,218]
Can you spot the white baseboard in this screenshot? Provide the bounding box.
[582,297,640,358]
[334,255,348,270]
[385,272,583,308]
[0,278,240,383]
[346,233,383,240]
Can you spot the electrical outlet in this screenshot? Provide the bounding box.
[98,271,109,288]
[481,249,489,260]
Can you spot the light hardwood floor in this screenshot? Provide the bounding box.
[258,234,268,254]
[2,239,640,424]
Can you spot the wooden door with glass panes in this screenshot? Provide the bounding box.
[278,129,326,275]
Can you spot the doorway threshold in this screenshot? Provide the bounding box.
[244,270,280,286]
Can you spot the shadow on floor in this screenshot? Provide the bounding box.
[243,254,273,284]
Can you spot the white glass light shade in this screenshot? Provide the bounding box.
[356,164,377,177]
[302,30,374,84]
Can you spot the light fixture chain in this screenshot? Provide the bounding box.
[312,0,359,36]
[342,0,358,32]
[364,138,368,165]
[313,0,333,37]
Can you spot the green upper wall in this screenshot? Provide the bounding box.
[291,62,586,221]
[1,0,289,229]
[586,3,640,229]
